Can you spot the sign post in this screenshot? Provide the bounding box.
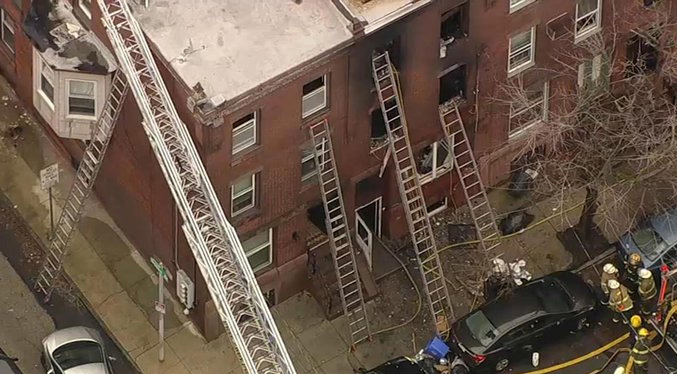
[150,257,171,362]
[40,164,59,239]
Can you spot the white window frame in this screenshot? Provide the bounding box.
[243,228,273,273]
[78,0,92,19]
[230,173,256,216]
[508,27,536,76]
[1,8,15,53]
[578,54,607,88]
[66,79,97,120]
[38,58,55,110]
[232,112,257,155]
[418,140,452,184]
[509,0,537,14]
[302,75,327,119]
[509,81,549,138]
[575,0,602,43]
[427,197,449,217]
[301,138,326,182]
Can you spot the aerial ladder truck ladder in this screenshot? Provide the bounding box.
[371,51,455,335]
[438,104,500,252]
[66,1,295,373]
[308,119,371,346]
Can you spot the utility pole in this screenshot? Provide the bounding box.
[39,163,59,240]
[151,257,171,362]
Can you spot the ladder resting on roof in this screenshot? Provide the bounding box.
[439,104,500,252]
[35,72,128,298]
[98,1,296,373]
[309,119,371,346]
[371,51,455,335]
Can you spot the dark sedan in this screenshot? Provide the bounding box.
[448,271,597,373]
[360,356,433,374]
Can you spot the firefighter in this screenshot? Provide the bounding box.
[630,314,642,346]
[622,252,642,296]
[608,279,634,323]
[631,328,650,373]
[601,263,619,305]
[613,367,625,374]
[637,268,657,318]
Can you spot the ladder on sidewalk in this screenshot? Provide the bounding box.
[98,1,295,373]
[438,103,500,252]
[35,73,129,297]
[371,52,454,335]
[309,119,370,346]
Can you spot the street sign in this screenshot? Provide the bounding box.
[40,163,59,190]
[150,257,172,281]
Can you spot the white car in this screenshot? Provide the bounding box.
[41,327,114,374]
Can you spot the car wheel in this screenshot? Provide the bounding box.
[495,358,509,372]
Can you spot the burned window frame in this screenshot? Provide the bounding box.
[416,139,452,183]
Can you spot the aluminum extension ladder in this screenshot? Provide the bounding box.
[35,73,129,298]
[439,104,500,252]
[309,119,370,346]
[371,51,455,335]
[98,1,295,373]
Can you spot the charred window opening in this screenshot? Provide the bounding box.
[370,109,388,148]
[307,203,327,234]
[439,64,467,104]
[627,33,659,75]
[416,140,451,182]
[375,37,401,70]
[440,5,468,50]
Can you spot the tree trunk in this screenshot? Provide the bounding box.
[577,186,599,242]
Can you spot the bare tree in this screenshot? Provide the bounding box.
[499,2,677,245]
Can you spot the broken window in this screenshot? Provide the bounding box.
[301,138,326,182]
[439,64,467,104]
[67,79,96,117]
[578,54,610,91]
[376,38,401,70]
[575,0,602,41]
[370,109,388,149]
[302,75,327,118]
[509,81,549,136]
[307,203,328,235]
[427,197,448,217]
[627,33,659,75]
[439,4,468,58]
[416,140,451,183]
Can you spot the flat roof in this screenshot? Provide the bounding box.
[348,0,412,24]
[132,0,353,108]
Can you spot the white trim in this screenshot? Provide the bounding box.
[508,27,536,77]
[509,0,537,14]
[243,227,273,273]
[232,112,257,154]
[231,173,256,216]
[418,140,452,185]
[509,81,549,138]
[302,76,327,118]
[37,58,55,111]
[66,79,97,120]
[301,138,326,182]
[78,0,92,19]
[356,196,382,237]
[427,197,449,217]
[574,0,602,43]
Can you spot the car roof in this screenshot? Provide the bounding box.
[43,327,102,354]
[650,207,677,249]
[481,286,543,332]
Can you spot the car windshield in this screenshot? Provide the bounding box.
[52,341,104,370]
[632,227,669,261]
[465,310,499,347]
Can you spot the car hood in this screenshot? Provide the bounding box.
[64,363,108,374]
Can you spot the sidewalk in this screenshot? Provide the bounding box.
[0,78,411,374]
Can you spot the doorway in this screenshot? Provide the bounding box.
[355,197,382,269]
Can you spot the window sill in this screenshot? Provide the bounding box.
[508,120,542,140]
[507,61,535,78]
[231,206,261,224]
[509,0,537,14]
[38,91,55,111]
[418,167,452,186]
[301,106,330,125]
[231,144,260,166]
[66,114,97,121]
[574,26,601,44]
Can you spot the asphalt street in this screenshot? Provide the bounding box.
[0,193,139,374]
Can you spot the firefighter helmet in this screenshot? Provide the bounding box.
[638,268,652,280]
[608,279,620,289]
[603,263,618,274]
[629,253,642,266]
[638,328,649,337]
[630,315,642,328]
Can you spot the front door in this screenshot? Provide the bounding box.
[355,197,382,269]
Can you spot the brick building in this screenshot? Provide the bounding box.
[0,0,670,338]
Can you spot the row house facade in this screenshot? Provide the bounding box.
[0,0,672,338]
